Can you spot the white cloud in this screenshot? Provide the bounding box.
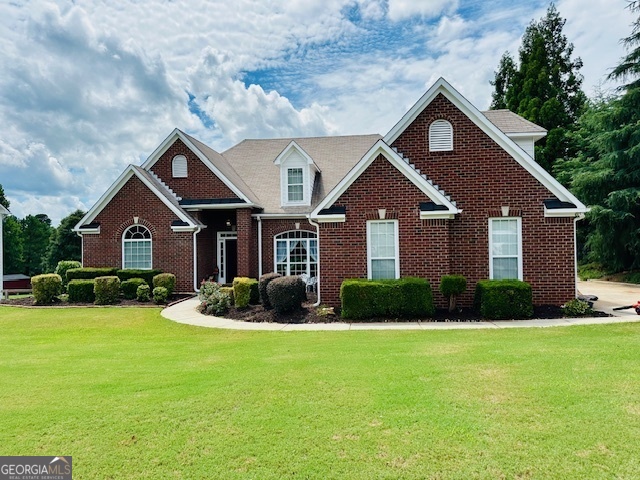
[388,0,458,21]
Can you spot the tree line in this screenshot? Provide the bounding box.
[0,187,83,276]
[491,2,640,274]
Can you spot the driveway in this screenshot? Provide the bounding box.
[578,280,640,318]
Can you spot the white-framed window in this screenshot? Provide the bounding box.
[367,220,399,280]
[274,230,318,277]
[429,119,453,151]
[172,155,188,178]
[489,217,522,280]
[123,225,152,269]
[287,168,304,203]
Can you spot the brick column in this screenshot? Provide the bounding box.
[236,208,254,278]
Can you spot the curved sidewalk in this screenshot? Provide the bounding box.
[162,292,640,332]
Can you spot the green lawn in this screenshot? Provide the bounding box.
[1,307,639,479]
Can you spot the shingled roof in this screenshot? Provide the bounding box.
[482,109,547,135]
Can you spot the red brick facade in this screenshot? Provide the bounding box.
[82,175,195,292]
[81,90,579,309]
[150,139,239,200]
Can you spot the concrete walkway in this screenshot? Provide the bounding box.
[161,280,640,331]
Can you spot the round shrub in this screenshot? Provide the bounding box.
[153,273,176,297]
[439,275,467,312]
[198,281,231,316]
[121,278,148,300]
[68,279,95,303]
[31,274,62,305]
[136,284,151,302]
[259,272,282,309]
[561,298,593,317]
[94,276,121,305]
[266,275,306,314]
[153,286,169,305]
[55,260,82,289]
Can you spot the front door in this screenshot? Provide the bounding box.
[217,232,238,285]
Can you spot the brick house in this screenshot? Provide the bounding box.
[74,78,587,308]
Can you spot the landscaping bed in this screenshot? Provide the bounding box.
[0,294,193,308]
[220,297,610,323]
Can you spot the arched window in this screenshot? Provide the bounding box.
[274,230,318,277]
[429,119,453,151]
[172,155,188,178]
[123,225,152,269]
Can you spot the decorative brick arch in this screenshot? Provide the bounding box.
[115,218,158,240]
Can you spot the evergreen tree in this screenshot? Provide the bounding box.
[2,216,24,274]
[490,4,586,172]
[0,184,9,210]
[43,210,85,272]
[556,1,640,271]
[21,214,54,276]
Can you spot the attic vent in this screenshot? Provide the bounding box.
[429,120,453,152]
[172,155,188,178]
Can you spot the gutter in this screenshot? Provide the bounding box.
[574,213,585,298]
[307,215,321,307]
[193,226,202,292]
[257,215,263,278]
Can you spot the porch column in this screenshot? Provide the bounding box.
[0,205,9,298]
[236,208,253,278]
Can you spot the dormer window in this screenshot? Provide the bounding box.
[287,168,304,202]
[172,155,188,177]
[274,141,320,207]
[429,119,453,151]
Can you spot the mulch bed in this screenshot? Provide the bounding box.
[220,301,611,324]
[0,294,194,308]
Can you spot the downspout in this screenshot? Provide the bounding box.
[574,214,584,298]
[307,215,321,307]
[76,231,83,266]
[193,226,202,292]
[257,215,263,278]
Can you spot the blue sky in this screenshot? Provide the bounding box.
[0,0,634,225]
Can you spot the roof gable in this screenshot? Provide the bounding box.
[384,78,587,214]
[74,165,200,233]
[311,140,460,220]
[141,129,258,206]
[274,140,320,172]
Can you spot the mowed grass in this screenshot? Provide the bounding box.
[1,307,639,479]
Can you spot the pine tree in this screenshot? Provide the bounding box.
[490,4,586,172]
[2,216,24,274]
[0,184,9,210]
[21,214,54,276]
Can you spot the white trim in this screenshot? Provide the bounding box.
[257,216,263,278]
[383,77,587,212]
[307,216,321,307]
[274,140,320,171]
[316,214,346,223]
[419,211,459,220]
[193,226,201,292]
[170,225,200,232]
[544,206,589,218]
[250,213,309,219]
[74,165,197,231]
[488,217,523,281]
[217,231,238,284]
[311,140,459,219]
[183,203,250,210]
[367,219,400,280]
[141,129,253,204]
[275,141,317,207]
[78,226,100,234]
[122,225,153,270]
[0,205,7,299]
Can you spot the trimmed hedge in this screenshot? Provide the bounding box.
[68,279,96,303]
[266,275,306,314]
[473,279,533,320]
[94,276,121,305]
[67,267,118,281]
[220,286,234,305]
[31,274,62,305]
[136,284,151,302]
[121,278,148,300]
[118,269,162,286]
[232,277,259,308]
[259,272,282,309]
[55,260,82,288]
[153,273,176,296]
[153,286,169,305]
[340,278,435,320]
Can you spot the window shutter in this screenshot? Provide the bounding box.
[429,120,453,151]
[172,155,188,177]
